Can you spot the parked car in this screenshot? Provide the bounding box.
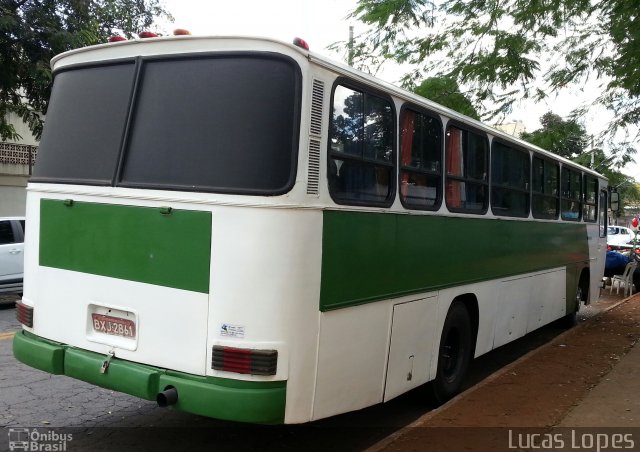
[0,217,25,294]
[607,225,637,247]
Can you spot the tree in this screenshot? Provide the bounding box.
[520,112,588,160]
[345,0,640,153]
[413,76,480,120]
[521,110,639,216]
[0,0,171,141]
[521,111,636,168]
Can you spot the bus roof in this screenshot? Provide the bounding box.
[51,35,605,181]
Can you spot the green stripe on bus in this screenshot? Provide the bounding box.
[320,210,589,311]
[39,199,211,293]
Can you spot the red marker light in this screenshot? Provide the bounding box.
[293,37,310,50]
[173,28,191,36]
[108,35,127,43]
[139,31,158,39]
[632,217,639,229]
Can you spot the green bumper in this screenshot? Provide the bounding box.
[13,331,286,424]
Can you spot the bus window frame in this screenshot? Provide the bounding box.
[490,138,531,218]
[582,174,598,223]
[327,77,397,208]
[444,120,490,215]
[531,154,560,220]
[599,189,607,237]
[398,103,444,212]
[560,165,582,221]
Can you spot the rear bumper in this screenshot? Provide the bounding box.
[13,331,286,424]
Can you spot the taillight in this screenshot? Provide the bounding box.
[16,301,34,328]
[212,346,277,376]
[293,37,310,50]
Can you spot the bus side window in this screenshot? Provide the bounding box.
[328,83,395,206]
[491,141,530,218]
[583,175,598,222]
[445,125,488,213]
[532,156,559,219]
[561,167,582,221]
[399,106,442,210]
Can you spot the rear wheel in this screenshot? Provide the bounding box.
[431,301,473,404]
[563,272,588,328]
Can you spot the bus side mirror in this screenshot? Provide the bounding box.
[610,192,619,212]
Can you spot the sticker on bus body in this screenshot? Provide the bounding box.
[220,323,245,338]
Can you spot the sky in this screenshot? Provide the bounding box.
[159,0,638,179]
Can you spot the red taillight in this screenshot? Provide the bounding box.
[173,28,191,36]
[16,301,34,328]
[139,31,158,39]
[293,37,310,50]
[212,346,278,376]
[108,35,127,43]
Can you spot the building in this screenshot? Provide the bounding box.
[493,120,527,138]
[0,112,38,216]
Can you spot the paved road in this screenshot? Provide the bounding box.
[0,292,624,451]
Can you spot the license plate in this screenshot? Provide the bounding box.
[91,313,136,338]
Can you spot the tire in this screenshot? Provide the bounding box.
[431,301,473,404]
[563,273,587,328]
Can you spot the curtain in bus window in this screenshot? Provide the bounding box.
[446,127,464,208]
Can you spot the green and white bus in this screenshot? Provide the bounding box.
[14,35,608,424]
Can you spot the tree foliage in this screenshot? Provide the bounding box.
[521,111,635,168]
[345,0,640,151]
[521,110,639,213]
[0,0,171,141]
[413,76,480,120]
[520,112,588,160]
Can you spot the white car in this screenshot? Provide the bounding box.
[0,217,25,293]
[607,225,637,247]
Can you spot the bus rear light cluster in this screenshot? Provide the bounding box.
[212,346,277,376]
[16,301,34,328]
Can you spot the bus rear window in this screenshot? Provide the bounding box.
[32,54,301,195]
[121,56,300,194]
[32,63,136,184]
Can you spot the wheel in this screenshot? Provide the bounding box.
[431,301,473,404]
[563,273,587,328]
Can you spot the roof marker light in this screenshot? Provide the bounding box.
[173,28,191,36]
[108,35,127,43]
[293,37,310,50]
[139,31,158,39]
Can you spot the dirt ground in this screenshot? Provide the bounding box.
[378,292,640,451]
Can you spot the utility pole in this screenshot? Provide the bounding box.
[348,26,354,66]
